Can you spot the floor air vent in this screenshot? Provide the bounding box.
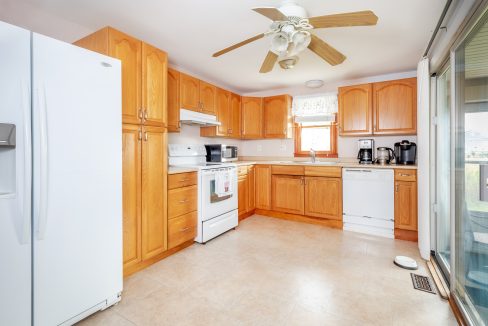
[410,273,437,294]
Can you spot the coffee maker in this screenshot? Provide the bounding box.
[357,139,374,164]
[394,140,417,165]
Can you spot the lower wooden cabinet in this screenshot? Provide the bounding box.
[122,124,168,275]
[394,169,418,241]
[168,172,198,249]
[255,165,271,210]
[168,211,197,249]
[304,177,342,220]
[271,175,305,215]
[237,165,256,220]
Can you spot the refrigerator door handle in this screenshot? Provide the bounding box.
[20,82,32,244]
[37,86,49,240]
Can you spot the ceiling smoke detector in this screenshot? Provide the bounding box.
[279,56,299,70]
[305,79,324,88]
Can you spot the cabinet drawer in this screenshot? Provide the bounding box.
[168,211,197,249]
[168,185,197,219]
[395,169,417,182]
[168,172,197,190]
[271,165,304,176]
[304,166,342,178]
[238,166,249,176]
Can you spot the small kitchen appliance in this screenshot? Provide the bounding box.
[376,147,395,165]
[394,140,417,165]
[205,144,238,162]
[357,139,374,164]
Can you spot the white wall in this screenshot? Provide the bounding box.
[168,124,241,147]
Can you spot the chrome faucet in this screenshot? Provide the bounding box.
[310,148,316,163]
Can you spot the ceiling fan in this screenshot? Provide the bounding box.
[212,0,378,73]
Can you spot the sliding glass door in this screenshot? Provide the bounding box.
[435,65,452,278]
[453,8,488,324]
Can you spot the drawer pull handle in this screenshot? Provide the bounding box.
[179,199,188,203]
[180,227,190,232]
[399,173,411,177]
[178,179,189,182]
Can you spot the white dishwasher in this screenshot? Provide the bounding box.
[342,168,394,238]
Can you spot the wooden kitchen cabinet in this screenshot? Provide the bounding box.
[271,175,305,215]
[255,165,272,210]
[304,177,342,220]
[141,127,167,260]
[373,78,417,135]
[199,80,216,114]
[338,83,372,136]
[180,72,200,111]
[394,169,418,241]
[74,27,167,128]
[263,95,292,139]
[200,87,231,137]
[167,68,180,132]
[238,176,248,217]
[248,166,255,211]
[142,43,167,127]
[241,97,263,139]
[229,93,241,138]
[121,124,142,270]
[168,172,198,249]
[338,78,417,136]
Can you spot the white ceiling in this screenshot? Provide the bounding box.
[4,0,446,93]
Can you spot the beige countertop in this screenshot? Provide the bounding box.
[234,160,417,170]
[168,167,199,175]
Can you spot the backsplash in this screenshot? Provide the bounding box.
[168,125,417,159]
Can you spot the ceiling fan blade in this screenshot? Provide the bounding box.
[259,51,278,73]
[252,7,288,21]
[308,34,346,66]
[309,10,378,28]
[213,33,265,57]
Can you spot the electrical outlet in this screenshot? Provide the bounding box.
[257,145,262,152]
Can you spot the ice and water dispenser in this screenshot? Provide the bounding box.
[0,123,16,198]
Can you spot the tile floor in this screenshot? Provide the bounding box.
[78,215,457,326]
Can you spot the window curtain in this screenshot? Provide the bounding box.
[292,93,338,123]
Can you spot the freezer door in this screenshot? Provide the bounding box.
[32,33,122,325]
[0,21,32,326]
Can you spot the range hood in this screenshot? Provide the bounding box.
[179,109,221,126]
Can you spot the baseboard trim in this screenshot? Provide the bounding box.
[255,209,343,229]
[123,240,194,277]
[239,210,255,222]
[394,228,418,242]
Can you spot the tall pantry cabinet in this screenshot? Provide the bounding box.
[75,27,168,276]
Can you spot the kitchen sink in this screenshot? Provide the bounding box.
[273,161,337,166]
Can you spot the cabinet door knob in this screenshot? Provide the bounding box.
[395,184,399,192]
[144,131,148,141]
[138,129,142,141]
[138,108,143,121]
[144,110,148,121]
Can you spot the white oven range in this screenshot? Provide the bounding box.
[168,144,238,243]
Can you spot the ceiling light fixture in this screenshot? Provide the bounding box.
[305,79,324,88]
[279,56,299,70]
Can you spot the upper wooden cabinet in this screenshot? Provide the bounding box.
[167,68,180,132]
[179,73,200,111]
[338,84,372,136]
[338,78,417,136]
[142,43,167,127]
[373,78,417,135]
[200,89,242,138]
[199,81,217,115]
[241,97,263,139]
[263,95,292,139]
[229,93,241,138]
[74,27,167,128]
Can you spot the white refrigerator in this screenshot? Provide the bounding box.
[0,21,123,325]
